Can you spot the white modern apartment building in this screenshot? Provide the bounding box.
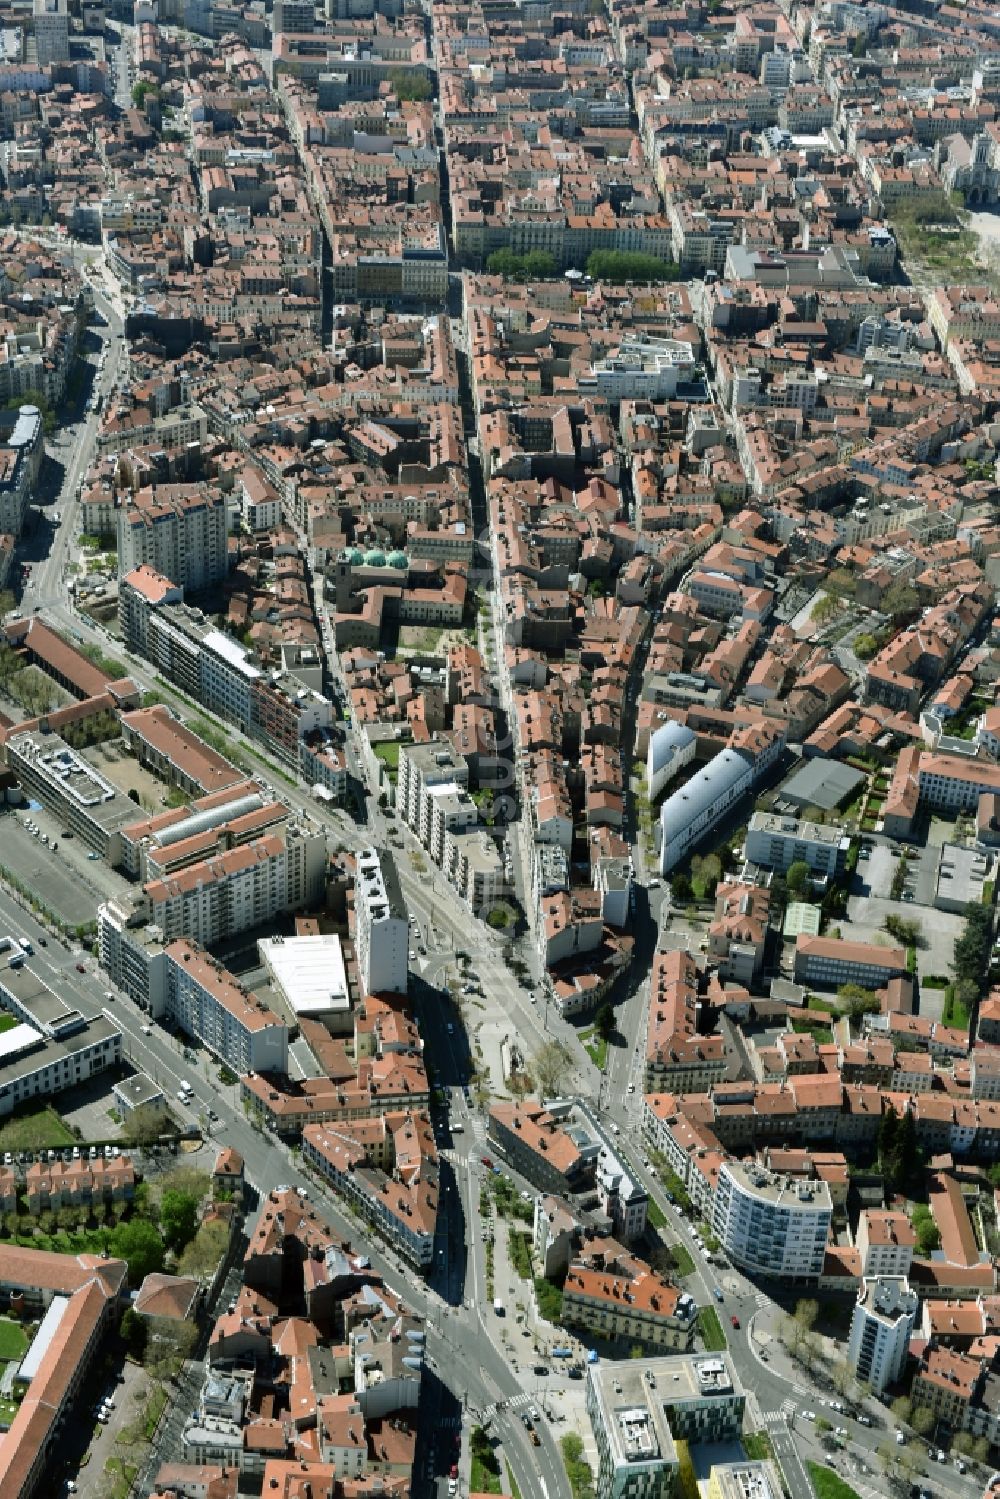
[355,846,409,997]
[397,739,503,913]
[712,1160,832,1283]
[746,812,848,879]
[847,1277,918,1394]
[164,939,288,1076]
[117,485,229,594]
[585,336,696,402]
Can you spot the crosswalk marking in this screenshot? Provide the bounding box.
[480,1392,535,1422]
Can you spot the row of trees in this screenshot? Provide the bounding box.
[877,1102,923,1197]
[482,248,684,285]
[954,900,992,999]
[586,250,680,282]
[485,249,557,281]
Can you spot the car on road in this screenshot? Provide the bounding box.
[75,963,85,973]
[481,1157,493,1168]
[730,1315,740,1329]
[712,1287,724,1303]
[533,1365,547,1376]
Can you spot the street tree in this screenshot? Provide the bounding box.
[533,1040,574,1097]
[127,1105,165,1147]
[911,1405,935,1438]
[793,1298,819,1335]
[786,860,810,899]
[594,1003,616,1043]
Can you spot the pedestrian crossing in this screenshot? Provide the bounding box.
[480,1392,535,1423]
[759,1399,796,1429]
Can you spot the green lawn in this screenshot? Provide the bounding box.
[743,1432,775,1463]
[942,986,971,1031]
[470,1428,503,1495]
[0,1016,16,1034]
[508,1229,533,1280]
[0,1105,75,1151]
[583,1035,608,1070]
[792,1018,834,1045]
[698,1306,727,1351]
[667,1243,695,1277]
[535,1276,563,1323]
[807,1462,862,1499]
[373,740,400,771]
[0,1320,27,1362]
[0,1397,19,1426]
[647,1198,666,1230]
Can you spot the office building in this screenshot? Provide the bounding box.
[354,847,408,996]
[712,1159,832,1283]
[0,966,122,1117]
[585,1360,679,1499]
[33,0,69,65]
[4,730,137,862]
[586,1354,745,1499]
[117,484,229,594]
[708,1465,781,1499]
[272,0,315,29]
[847,1277,918,1394]
[745,812,848,879]
[793,935,907,990]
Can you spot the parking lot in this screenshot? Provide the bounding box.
[66,1351,151,1499]
[58,1073,131,1144]
[0,807,123,927]
[847,843,962,988]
